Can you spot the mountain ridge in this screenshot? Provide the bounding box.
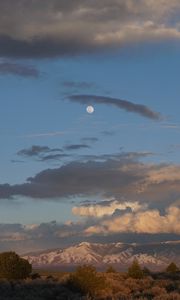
[23,241,180,271]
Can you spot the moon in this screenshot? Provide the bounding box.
[86,105,94,114]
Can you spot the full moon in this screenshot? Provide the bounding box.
[86,105,94,114]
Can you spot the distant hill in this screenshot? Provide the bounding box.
[23,241,180,271]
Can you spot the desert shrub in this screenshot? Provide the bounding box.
[30,273,41,280]
[0,252,32,280]
[125,277,142,293]
[154,279,171,289]
[66,264,105,297]
[166,280,179,293]
[166,262,179,273]
[127,259,144,279]
[105,275,131,296]
[46,275,58,282]
[167,292,180,300]
[151,286,167,297]
[140,277,154,290]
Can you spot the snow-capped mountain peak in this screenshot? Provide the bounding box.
[23,241,180,271]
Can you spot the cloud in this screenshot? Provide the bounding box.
[0,221,86,253]
[21,131,65,138]
[73,200,146,218]
[81,137,99,143]
[62,81,95,89]
[85,205,180,235]
[17,145,55,157]
[101,130,116,136]
[0,0,180,58]
[40,154,70,162]
[0,152,149,199]
[17,145,64,161]
[0,224,27,242]
[0,62,39,77]
[63,144,90,151]
[1,152,180,213]
[0,207,179,253]
[80,151,152,162]
[67,94,162,120]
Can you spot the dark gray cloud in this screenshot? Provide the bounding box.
[0,154,146,200]
[0,62,40,77]
[0,152,180,217]
[67,94,162,120]
[40,153,70,162]
[0,151,176,207]
[0,1,179,58]
[17,145,53,157]
[17,145,64,162]
[63,144,90,151]
[0,35,96,58]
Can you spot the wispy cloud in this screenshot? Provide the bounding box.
[20,131,65,138]
[0,62,39,78]
[160,123,180,129]
[17,145,60,157]
[17,145,66,162]
[40,153,70,162]
[63,144,90,151]
[101,130,116,136]
[67,94,162,120]
[62,81,95,90]
[81,137,99,143]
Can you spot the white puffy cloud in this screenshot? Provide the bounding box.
[85,205,180,235]
[73,200,146,217]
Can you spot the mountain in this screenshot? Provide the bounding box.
[23,241,180,271]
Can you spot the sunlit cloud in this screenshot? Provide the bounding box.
[85,205,180,235]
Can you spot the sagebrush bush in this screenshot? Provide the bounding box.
[66,264,105,297]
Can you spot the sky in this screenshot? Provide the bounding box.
[0,0,180,253]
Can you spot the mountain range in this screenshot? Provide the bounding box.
[23,241,180,271]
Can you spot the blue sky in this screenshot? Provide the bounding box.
[0,0,180,252]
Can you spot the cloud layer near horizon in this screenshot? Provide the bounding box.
[0,203,179,253]
[0,0,180,58]
[1,153,180,249]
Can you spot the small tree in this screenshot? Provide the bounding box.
[0,252,32,279]
[106,265,117,273]
[166,262,179,273]
[66,264,105,296]
[142,266,151,276]
[128,259,144,279]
